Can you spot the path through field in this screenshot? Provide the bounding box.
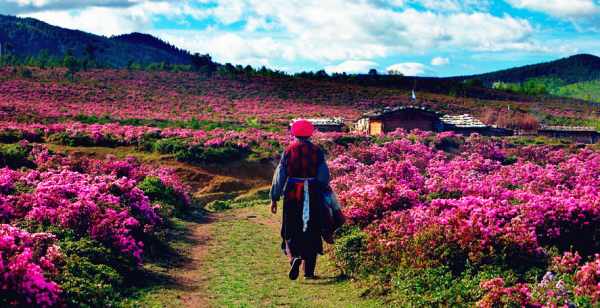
[50,145,380,307]
[140,168,382,307]
[170,205,382,308]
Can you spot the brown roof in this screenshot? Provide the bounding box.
[362,105,442,119]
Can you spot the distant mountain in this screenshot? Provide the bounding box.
[457,54,600,85]
[0,14,192,67]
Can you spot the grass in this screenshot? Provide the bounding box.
[46,144,169,162]
[127,204,383,307]
[119,211,209,308]
[203,204,382,308]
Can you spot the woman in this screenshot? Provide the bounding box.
[270,119,330,280]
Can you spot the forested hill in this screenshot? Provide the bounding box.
[0,15,193,67]
[111,32,190,61]
[456,54,600,85]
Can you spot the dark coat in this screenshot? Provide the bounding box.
[270,139,330,258]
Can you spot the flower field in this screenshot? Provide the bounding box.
[2,66,600,306]
[0,142,191,306]
[2,67,599,127]
[329,130,600,306]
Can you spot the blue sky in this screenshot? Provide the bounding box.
[2,0,600,77]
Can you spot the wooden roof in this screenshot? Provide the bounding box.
[361,105,442,119]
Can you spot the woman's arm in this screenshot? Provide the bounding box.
[270,152,287,202]
[316,149,330,187]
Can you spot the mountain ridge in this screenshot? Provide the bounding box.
[0,14,192,67]
[2,14,600,104]
[454,54,600,85]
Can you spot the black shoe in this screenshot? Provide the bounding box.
[289,258,302,280]
[304,275,317,280]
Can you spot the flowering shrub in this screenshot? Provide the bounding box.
[0,224,62,307]
[329,129,600,305]
[574,255,600,302]
[0,144,192,306]
[0,121,289,164]
[478,278,534,308]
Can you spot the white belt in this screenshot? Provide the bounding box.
[289,177,315,232]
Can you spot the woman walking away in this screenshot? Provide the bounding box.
[270,119,331,280]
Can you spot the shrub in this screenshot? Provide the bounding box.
[176,144,248,164]
[332,226,368,277]
[0,224,62,307]
[47,132,94,147]
[137,176,187,212]
[151,138,188,154]
[56,236,126,308]
[207,200,232,211]
[0,129,26,143]
[0,143,34,169]
[334,135,369,147]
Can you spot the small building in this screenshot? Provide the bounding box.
[291,117,345,132]
[440,114,513,137]
[538,126,600,144]
[354,106,444,135]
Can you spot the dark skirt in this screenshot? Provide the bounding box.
[281,181,324,258]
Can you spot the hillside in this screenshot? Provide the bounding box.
[458,54,600,85]
[0,15,192,67]
[1,67,599,132]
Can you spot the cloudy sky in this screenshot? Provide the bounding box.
[2,0,600,76]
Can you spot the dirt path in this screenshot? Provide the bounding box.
[196,204,383,308]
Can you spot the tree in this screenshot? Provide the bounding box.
[368,68,378,76]
[387,69,404,76]
[464,78,483,88]
[82,43,98,70]
[243,65,254,77]
[63,49,80,80]
[36,49,50,68]
[190,53,216,74]
[315,70,328,79]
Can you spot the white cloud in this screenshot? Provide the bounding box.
[415,0,490,12]
[19,1,208,36]
[191,1,541,66]
[325,60,378,74]
[23,7,144,35]
[386,62,428,76]
[7,0,567,72]
[505,0,600,18]
[2,0,147,14]
[153,29,290,68]
[431,56,449,66]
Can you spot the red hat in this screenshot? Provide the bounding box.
[291,119,314,137]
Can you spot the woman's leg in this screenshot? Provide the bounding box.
[303,253,317,278]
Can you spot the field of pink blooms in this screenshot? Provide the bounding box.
[0,141,191,306]
[329,130,600,306]
[3,67,600,306]
[2,67,599,127]
[0,68,364,124]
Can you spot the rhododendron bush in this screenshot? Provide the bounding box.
[329,130,600,306]
[0,121,289,164]
[0,225,62,307]
[0,143,191,306]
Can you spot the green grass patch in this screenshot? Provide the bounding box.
[203,205,382,307]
